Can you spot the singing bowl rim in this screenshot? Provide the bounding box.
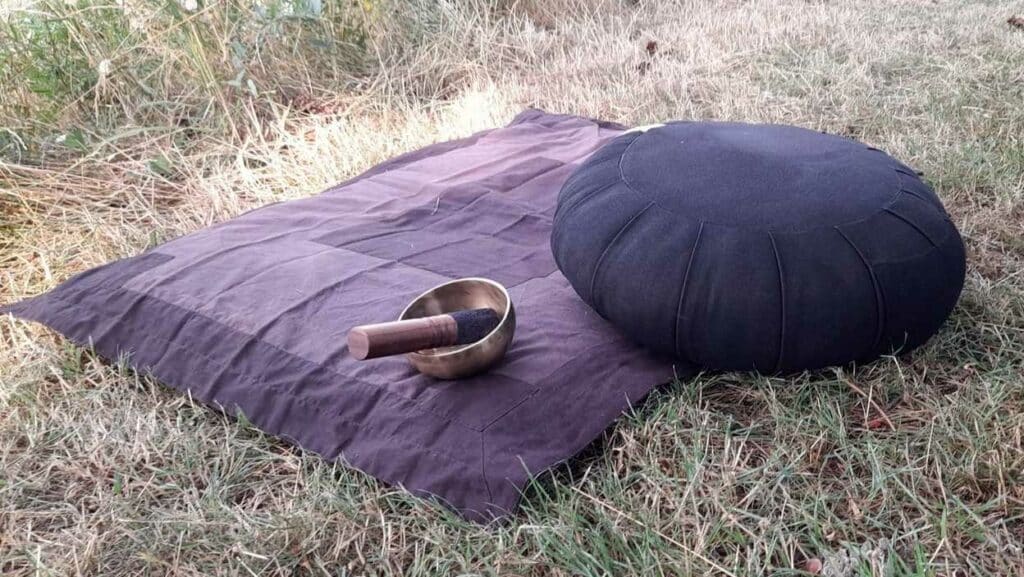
[398,277,515,378]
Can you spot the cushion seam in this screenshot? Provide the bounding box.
[673,220,705,363]
[614,128,931,234]
[768,231,787,373]
[587,201,656,305]
[835,227,886,355]
[884,207,939,247]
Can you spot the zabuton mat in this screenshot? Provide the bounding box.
[2,110,680,521]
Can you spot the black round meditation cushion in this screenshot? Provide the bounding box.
[551,122,966,373]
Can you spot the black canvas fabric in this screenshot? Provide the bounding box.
[551,121,966,373]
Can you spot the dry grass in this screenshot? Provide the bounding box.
[2,0,1024,575]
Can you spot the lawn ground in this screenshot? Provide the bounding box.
[1,1,1023,575]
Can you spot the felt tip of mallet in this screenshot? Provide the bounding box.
[348,308,501,360]
[451,307,502,345]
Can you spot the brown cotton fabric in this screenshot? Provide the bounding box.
[2,110,681,522]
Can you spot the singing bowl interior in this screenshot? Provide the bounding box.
[399,277,515,379]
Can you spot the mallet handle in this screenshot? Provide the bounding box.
[348,314,458,360]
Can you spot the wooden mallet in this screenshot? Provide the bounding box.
[348,308,502,360]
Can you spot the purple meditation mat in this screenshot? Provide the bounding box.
[2,110,682,521]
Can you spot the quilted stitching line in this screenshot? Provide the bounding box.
[673,221,705,362]
[768,231,787,373]
[615,133,933,235]
[835,227,886,356]
[587,201,656,304]
[883,207,939,247]
[33,298,500,518]
[37,284,490,434]
[30,293,481,472]
[480,339,623,432]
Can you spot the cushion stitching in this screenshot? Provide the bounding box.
[898,187,934,206]
[673,221,705,362]
[552,178,623,230]
[768,231,787,373]
[587,202,656,305]
[884,207,939,247]
[835,227,886,355]
[614,129,928,234]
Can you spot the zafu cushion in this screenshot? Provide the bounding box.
[551,122,966,373]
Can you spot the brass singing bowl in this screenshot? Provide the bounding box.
[399,277,515,379]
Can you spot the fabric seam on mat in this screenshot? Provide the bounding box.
[22,295,482,472]
[481,339,626,432]
[480,435,494,505]
[34,285,495,434]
